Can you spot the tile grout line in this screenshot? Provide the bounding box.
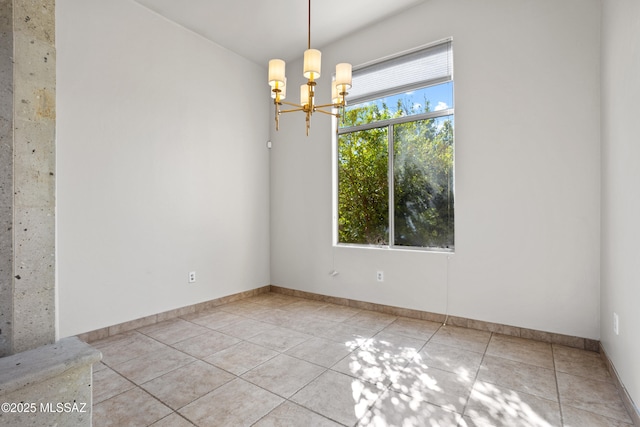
[458,331,494,422]
[551,344,565,426]
[98,330,206,421]
[553,345,636,426]
[318,319,438,426]
[354,322,454,425]
[92,366,137,406]
[93,365,176,426]
[189,308,367,426]
[97,323,245,426]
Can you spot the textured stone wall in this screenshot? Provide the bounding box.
[0,0,14,357]
[11,0,56,354]
[0,0,56,355]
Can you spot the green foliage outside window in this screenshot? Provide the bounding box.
[338,95,454,249]
[338,126,389,245]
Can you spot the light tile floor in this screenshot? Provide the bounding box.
[89,293,634,427]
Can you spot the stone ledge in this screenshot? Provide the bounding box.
[0,336,101,397]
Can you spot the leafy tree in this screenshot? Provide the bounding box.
[338,94,454,248]
[337,107,389,244]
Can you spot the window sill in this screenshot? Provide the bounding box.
[334,243,454,255]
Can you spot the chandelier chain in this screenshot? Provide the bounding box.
[308,0,311,50]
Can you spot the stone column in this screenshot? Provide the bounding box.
[0,0,56,356]
[0,6,100,427]
[0,0,14,356]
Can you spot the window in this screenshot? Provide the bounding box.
[336,40,454,250]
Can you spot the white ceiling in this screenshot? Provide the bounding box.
[134,0,427,65]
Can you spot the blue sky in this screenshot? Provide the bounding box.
[347,81,453,117]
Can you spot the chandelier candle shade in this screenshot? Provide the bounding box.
[268,0,352,136]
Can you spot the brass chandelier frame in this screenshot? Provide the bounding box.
[268,0,352,136]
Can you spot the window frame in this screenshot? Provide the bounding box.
[333,40,455,253]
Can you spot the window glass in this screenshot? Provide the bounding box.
[338,127,389,245]
[341,82,454,128]
[336,41,454,251]
[393,116,454,248]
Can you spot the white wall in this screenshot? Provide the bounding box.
[56,0,271,337]
[270,0,602,339]
[601,0,640,412]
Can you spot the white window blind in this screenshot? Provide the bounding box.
[346,40,453,105]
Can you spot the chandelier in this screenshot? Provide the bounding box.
[268,0,353,136]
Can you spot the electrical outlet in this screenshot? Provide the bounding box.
[613,312,619,335]
[188,271,196,283]
[376,271,384,282]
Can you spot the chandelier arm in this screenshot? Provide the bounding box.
[314,102,345,109]
[280,100,304,108]
[280,107,307,114]
[314,108,340,117]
